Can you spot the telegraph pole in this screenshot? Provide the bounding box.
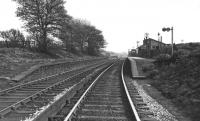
[136,41,139,54]
[158,32,162,51]
[136,41,139,48]
[171,27,174,56]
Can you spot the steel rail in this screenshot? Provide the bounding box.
[0,61,106,95]
[121,60,141,121]
[0,61,109,117]
[63,63,115,121]
[0,68,87,117]
[0,67,80,95]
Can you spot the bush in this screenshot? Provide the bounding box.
[147,69,159,79]
[154,54,171,66]
[189,48,200,62]
[150,44,200,121]
[142,64,154,73]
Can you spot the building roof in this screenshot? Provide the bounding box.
[138,44,146,49]
[144,38,166,45]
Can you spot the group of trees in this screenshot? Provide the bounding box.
[0,0,106,55]
[58,18,106,55]
[0,29,25,48]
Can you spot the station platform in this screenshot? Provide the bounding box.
[128,57,146,79]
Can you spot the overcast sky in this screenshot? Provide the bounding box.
[0,0,200,53]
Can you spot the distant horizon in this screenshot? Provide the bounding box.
[0,0,200,53]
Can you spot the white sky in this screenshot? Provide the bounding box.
[0,0,200,53]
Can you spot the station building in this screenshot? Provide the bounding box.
[138,37,168,57]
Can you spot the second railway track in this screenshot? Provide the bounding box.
[0,59,114,121]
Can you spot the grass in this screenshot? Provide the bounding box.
[0,47,96,90]
[134,58,155,77]
[133,43,200,121]
[137,56,200,121]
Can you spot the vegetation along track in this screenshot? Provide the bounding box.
[49,60,140,121]
[0,59,114,121]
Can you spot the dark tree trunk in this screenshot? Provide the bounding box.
[39,29,48,52]
[66,32,72,52]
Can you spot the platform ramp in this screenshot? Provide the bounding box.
[128,57,146,79]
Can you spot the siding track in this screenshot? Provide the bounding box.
[0,59,113,121]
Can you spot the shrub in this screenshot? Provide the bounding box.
[154,54,171,66]
[147,69,159,79]
[142,64,154,73]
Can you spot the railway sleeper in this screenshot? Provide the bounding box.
[0,98,23,102]
[2,112,31,121]
[51,74,103,119]
[16,88,44,92]
[48,115,65,121]
[75,115,129,121]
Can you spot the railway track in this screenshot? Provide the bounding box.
[19,58,108,84]
[50,59,155,121]
[49,61,135,121]
[0,59,114,121]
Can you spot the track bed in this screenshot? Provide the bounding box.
[52,61,135,121]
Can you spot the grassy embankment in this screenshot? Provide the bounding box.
[136,43,200,121]
[0,48,96,90]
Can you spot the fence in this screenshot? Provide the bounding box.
[0,40,65,50]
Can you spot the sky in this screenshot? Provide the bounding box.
[0,0,200,53]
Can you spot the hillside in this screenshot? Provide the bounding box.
[176,42,200,55]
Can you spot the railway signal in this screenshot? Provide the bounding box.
[162,27,174,56]
[162,27,171,32]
